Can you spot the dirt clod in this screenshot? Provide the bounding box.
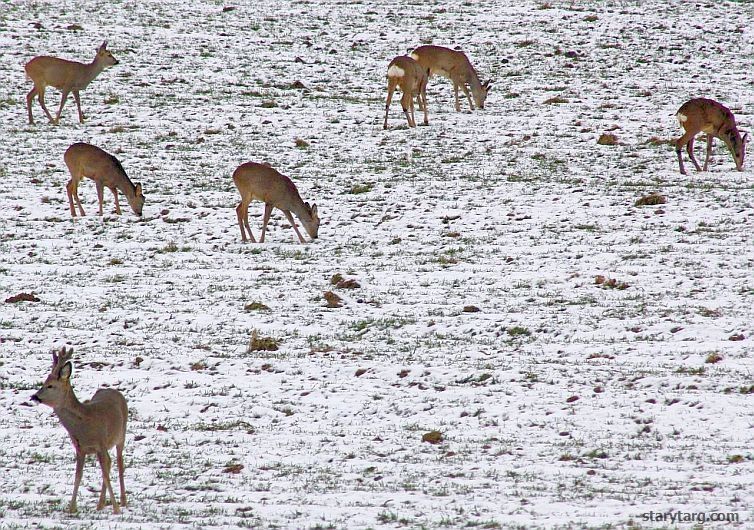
[5,293,40,303]
[422,431,443,444]
[324,291,343,308]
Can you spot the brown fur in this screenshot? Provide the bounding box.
[232,162,320,244]
[64,142,144,217]
[32,347,128,513]
[675,98,748,174]
[410,45,491,111]
[384,55,429,129]
[25,41,118,125]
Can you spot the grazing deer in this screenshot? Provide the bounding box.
[25,41,118,125]
[31,347,128,514]
[233,162,320,243]
[675,98,748,175]
[383,55,429,129]
[64,143,144,217]
[410,45,491,112]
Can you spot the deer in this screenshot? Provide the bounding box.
[410,45,491,112]
[675,98,748,175]
[31,347,128,514]
[64,142,144,217]
[25,41,118,125]
[383,55,429,129]
[233,162,320,244]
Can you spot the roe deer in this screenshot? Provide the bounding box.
[64,142,144,217]
[233,162,320,243]
[675,98,748,174]
[383,55,429,129]
[410,45,491,112]
[31,347,128,514]
[25,41,118,125]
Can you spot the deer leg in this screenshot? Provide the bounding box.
[260,203,274,243]
[458,81,474,111]
[96,451,119,513]
[37,86,56,123]
[401,91,415,128]
[110,186,122,215]
[98,465,106,508]
[703,134,713,171]
[675,146,686,175]
[236,202,248,242]
[236,201,255,243]
[74,184,86,216]
[66,178,86,217]
[283,210,307,244]
[686,136,702,172]
[73,91,85,123]
[68,451,85,513]
[402,107,413,127]
[419,82,429,126]
[408,90,416,127]
[675,131,696,175]
[384,80,396,129]
[26,86,38,124]
[453,82,462,112]
[244,203,257,242]
[94,181,105,215]
[54,90,70,125]
[116,442,127,507]
[66,179,79,217]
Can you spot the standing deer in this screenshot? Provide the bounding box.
[64,143,144,217]
[675,98,748,174]
[233,162,320,243]
[383,55,429,129]
[31,347,128,514]
[25,41,118,125]
[410,45,491,112]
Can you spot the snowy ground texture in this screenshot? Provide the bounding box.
[1,0,753,528]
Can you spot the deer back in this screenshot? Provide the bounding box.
[411,45,490,108]
[233,163,306,211]
[410,45,472,81]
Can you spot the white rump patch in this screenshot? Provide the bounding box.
[677,112,688,123]
[387,65,405,78]
[409,52,419,61]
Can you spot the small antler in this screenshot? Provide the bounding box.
[51,346,74,376]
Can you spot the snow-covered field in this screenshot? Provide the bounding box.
[1,1,753,528]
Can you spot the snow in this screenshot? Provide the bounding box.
[1,0,753,528]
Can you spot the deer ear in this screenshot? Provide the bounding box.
[59,362,73,380]
[743,132,749,145]
[100,41,108,51]
[311,204,318,217]
[135,183,142,194]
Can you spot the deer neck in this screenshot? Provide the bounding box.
[79,59,107,88]
[109,158,137,197]
[466,64,483,94]
[288,196,311,222]
[721,128,741,152]
[117,176,138,198]
[53,390,87,433]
